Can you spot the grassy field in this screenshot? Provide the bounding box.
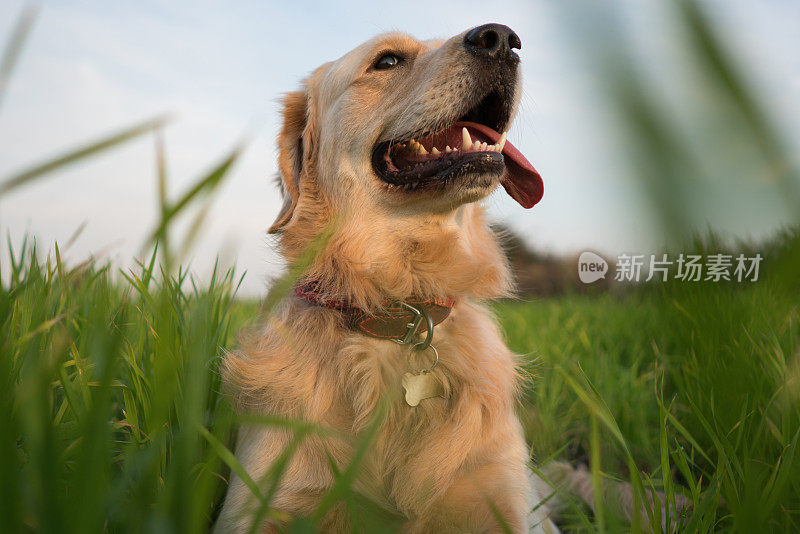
[2,1,800,531]
[1,231,799,533]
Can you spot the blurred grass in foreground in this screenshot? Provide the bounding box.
[0,242,402,532]
[0,242,238,531]
[536,0,800,530]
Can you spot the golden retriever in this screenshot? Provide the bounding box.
[215,24,557,533]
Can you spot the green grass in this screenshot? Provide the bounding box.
[500,231,800,532]
[0,242,239,532]
[1,231,799,533]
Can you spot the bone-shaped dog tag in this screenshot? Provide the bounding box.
[402,370,445,407]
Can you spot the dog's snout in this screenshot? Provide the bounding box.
[464,24,521,63]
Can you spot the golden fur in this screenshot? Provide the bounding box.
[215,28,558,534]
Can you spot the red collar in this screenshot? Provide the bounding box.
[294,281,455,344]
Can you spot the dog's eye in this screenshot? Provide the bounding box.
[374,53,403,70]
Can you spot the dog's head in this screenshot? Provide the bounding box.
[269,24,543,236]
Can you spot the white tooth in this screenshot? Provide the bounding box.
[462,127,472,151]
[472,140,481,151]
[431,147,440,155]
[445,145,452,153]
[418,145,428,155]
[497,132,507,151]
[482,142,489,151]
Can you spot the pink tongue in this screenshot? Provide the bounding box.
[454,121,543,209]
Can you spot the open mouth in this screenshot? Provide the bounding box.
[374,121,507,188]
[372,90,544,208]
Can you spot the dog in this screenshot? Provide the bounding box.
[215,23,557,533]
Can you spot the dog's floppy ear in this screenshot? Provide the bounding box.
[269,89,312,233]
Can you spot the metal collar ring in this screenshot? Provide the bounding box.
[392,301,435,352]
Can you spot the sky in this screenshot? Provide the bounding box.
[1,0,798,295]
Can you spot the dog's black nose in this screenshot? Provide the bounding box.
[464,24,521,63]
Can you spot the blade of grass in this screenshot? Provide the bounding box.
[198,424,266,505]
[0,116,170,196]
[247,430,309,534]
[555,364,657,529]
[676,0,800,212]
[0,5,37,113]
[485,497,514,534]
[145,141,244,264]
[589,413,606,533]
[312,397,388,523]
